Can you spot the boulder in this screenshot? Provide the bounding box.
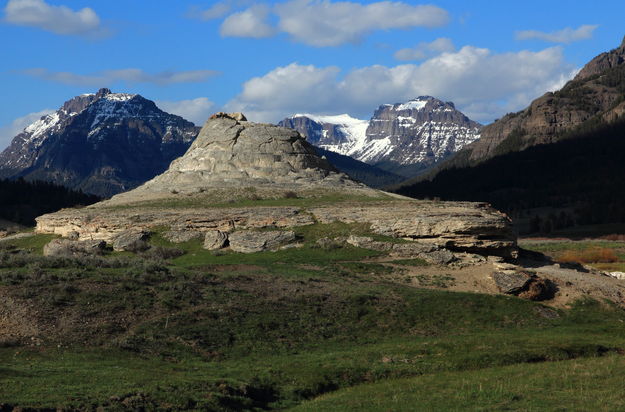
[608,271,625,280]
[346,236,392,252]
[518,278,557,301]
[491,271,532,294]
[43,239,107,257]
[492,271,557,301]
[203,230,228,250]
[229,230,296,253]
[163,230,204,243]
[112,230,151,252]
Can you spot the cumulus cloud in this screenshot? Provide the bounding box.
[21,68,219,86]
[516,24,598,44]
[214,0,449,46]
[3,0,106,37]
[226,46,576,124]
[156,97,215,125]
[0,109,53,150]
[274,0,449,46]
[225,63,341,120]
[220,4,275,38]
[394,37,455,61]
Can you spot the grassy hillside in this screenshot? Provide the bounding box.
[2,231,625,410]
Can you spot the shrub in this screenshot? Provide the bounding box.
[558,247,618,264]
[142,246,186,260]
[601,234,625,241]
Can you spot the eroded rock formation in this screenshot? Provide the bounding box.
[36,113,517,259]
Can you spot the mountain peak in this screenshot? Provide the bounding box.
[574,36,625,81]
[280,96,481,177]
[0,89,199,197]
[96,88,112,98]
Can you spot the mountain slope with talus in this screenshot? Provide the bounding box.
[279,96,481,178]
[414,36,625,180]
[0,88,199,197]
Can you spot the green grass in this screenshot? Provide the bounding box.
[102,192,396,211]
[3,305,625,410]
[0,233,58,255]
[389,258,430,266]
[290,354,625,411]
[3,249,625,411]
[519,239,625,253]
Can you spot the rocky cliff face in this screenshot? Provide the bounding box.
[363,97,481,172]
[280,96,481,177]
[0,88,199,197]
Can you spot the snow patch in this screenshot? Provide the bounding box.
[395,100,427,111]
[103,93,136,102]
[290,113,369,156]
[23,112,61,145]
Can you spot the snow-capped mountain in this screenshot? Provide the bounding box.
[278,113,369,154]
[280,96,481,177]
[0,88,199,197]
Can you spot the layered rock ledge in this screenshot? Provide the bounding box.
[36,199,516,258]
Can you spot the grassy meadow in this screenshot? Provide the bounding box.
[1,230,625,410]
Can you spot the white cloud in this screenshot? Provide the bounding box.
[156,97,215,125]
[220,4,275,38]
[516,24,598,44]
[394,37,455,61]
[3,0,105,37]
[215,0,448,46]
[274,0,449,46]
[226,46,576,124]
[225,63,341,120]
[188,0,254,20]
[21,68,219,86]
[0,109,53,150]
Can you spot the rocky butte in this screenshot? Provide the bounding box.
[36,112,517,262]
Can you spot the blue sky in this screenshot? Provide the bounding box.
[0,0,624,148]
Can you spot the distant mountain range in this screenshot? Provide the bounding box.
[279,96,481,177]
[0,88,199,197]
[395,36,625,234]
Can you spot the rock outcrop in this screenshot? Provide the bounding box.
[35,113,518,259]
[43,238,107,257]
[108,113,361,204]
[228,230,297,253]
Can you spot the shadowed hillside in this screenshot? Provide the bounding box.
[395,119,625,233]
